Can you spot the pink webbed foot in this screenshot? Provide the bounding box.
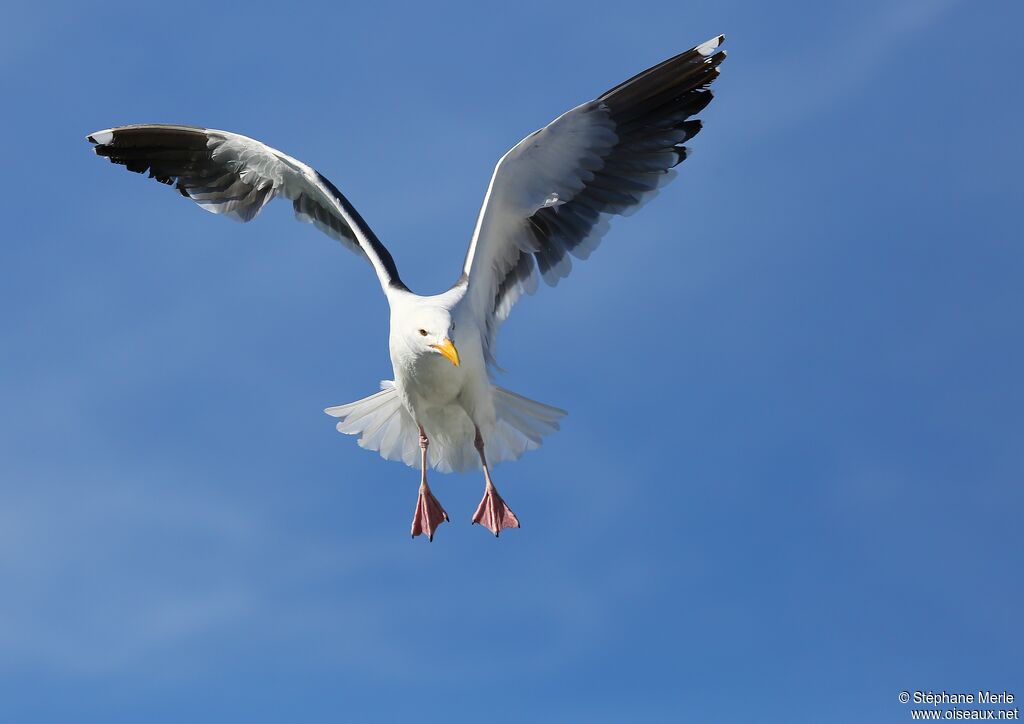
[411,482,449,542]
[472,480,521,537]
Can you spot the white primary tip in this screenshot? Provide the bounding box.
[87,129,114,145]
[696,34,725,57]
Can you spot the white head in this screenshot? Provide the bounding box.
[402,305,460,367]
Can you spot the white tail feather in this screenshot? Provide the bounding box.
[325,381,419,467]
[325,382,567,473]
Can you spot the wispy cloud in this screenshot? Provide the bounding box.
[0,444,646,680]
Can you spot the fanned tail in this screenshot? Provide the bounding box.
[324,382,566,473]
[324,381,420,467]
[486,386,567,466]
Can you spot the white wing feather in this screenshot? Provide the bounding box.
[460,36,726,368]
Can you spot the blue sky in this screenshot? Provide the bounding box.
[1,0,1021,721]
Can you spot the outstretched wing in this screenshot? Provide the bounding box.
[88,124,405,291]
[461,35,726,366]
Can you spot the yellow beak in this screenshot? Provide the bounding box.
[430,338,461,367]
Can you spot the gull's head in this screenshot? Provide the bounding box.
[406,306,460,367]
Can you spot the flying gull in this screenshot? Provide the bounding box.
[87,35,727,540]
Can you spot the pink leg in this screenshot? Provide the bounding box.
[471,428,520,537]
[411,426,449,542]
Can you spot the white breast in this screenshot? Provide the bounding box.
[402,352,465,407]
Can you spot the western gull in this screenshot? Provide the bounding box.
[87,35,727,540]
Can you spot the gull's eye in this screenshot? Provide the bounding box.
[418,329,428,337]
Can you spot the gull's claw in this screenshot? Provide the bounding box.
[411,482,449,541]
[471,480,520,536]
